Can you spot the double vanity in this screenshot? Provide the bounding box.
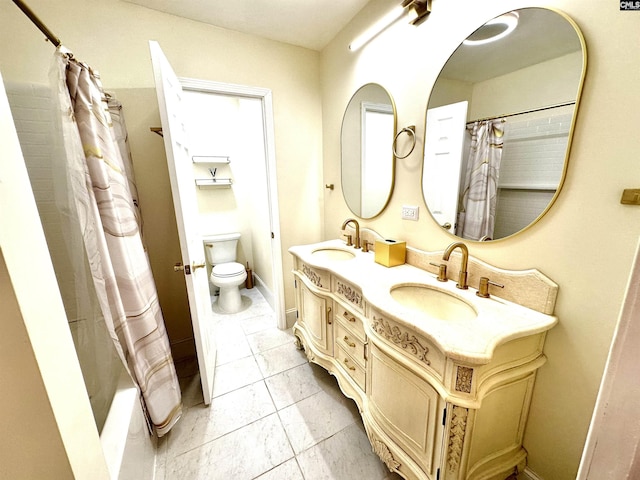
[290,234,558,480]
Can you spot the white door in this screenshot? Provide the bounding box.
[423,101,468,233]
[150,41,216,405]
[361,102,394,218]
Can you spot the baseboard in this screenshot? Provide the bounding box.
[285,308,297,329]
[251,273,274,310]
[169,336,196,361]
[250,273,297,329]
[521,467,543,480]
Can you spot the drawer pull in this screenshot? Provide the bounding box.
[343,336,356,348]
[343,311,356,323]
[343,358,356,371]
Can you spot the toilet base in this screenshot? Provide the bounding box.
[217,286,243,313]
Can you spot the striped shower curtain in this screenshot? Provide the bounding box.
[457,119,505,241]
[51,48,181,436]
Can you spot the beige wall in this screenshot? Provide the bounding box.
[0,255,82,479]
[430,50,583,120]
[321,1,640,478]
[469,50,583,121]
[0,0,323,359]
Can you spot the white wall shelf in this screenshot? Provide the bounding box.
[195,178,232,188]
[192,155,230,164]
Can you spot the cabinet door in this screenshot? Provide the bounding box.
[299,282,333,355]
[369,344,444,477]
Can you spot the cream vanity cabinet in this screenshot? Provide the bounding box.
[293,257,369,403]
[291,242,557,480]
[365,334,445,479]
[296,280,332,356]
[364,307,546,480]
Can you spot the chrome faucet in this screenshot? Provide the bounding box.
[341,218,361,249]
[443,242,469,289]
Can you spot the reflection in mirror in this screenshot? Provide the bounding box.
[341,84,396,219]
[422,8,586,241]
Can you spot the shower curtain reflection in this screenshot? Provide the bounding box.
[457,119,505,241]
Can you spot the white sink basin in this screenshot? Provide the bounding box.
[311,248,356,261]
[390,284,477,322]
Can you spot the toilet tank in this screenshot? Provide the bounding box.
[203,232,240,265]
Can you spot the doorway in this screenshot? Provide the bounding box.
[179,77,286,328]
[151,40,286,404]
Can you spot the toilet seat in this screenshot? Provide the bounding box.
[212,262,245,278]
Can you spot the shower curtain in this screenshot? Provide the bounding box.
[107,93,145,245]
[50,48,181,436]
[457,119,505,241]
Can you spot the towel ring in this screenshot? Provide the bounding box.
[393,125,416,159]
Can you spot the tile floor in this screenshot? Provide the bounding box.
[155,287,403,480]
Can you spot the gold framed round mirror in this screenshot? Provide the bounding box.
[422,7,586,241]
[341,83,397,219]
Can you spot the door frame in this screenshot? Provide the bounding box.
[179,77,286,330]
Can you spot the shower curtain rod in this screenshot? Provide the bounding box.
[12,0,62,48]
[467,100,576,124]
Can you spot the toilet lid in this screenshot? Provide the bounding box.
[212,262,245,277]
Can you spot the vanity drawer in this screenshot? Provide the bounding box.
[333,277,364,312]
[298,262,330,291]
[335,319,366,367]
[336,343,366,391]
[335,304,365,340]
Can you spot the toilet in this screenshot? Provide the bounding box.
[203,232,247,314]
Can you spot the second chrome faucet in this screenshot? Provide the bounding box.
[443,242,469,289]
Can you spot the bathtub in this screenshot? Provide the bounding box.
[100,370,156,480]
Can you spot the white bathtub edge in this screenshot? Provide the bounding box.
[99,370,155,480]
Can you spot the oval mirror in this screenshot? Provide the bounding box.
[422,8,586,241]
[341,83,397,219]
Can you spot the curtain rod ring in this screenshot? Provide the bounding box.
[393,125,416,159]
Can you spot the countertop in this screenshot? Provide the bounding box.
[289,239,558,364]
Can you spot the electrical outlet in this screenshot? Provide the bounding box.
[402,205,419,221]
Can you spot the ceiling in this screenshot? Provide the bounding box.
[121,3,582,79]
[122,0,371,51]
[439,8,583,84]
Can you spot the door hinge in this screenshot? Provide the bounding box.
[271,231,274,239]
[442,407,447,425]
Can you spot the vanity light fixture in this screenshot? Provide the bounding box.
[402,0,432,26]
[349,0,431,51]
[463,11,519,46]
